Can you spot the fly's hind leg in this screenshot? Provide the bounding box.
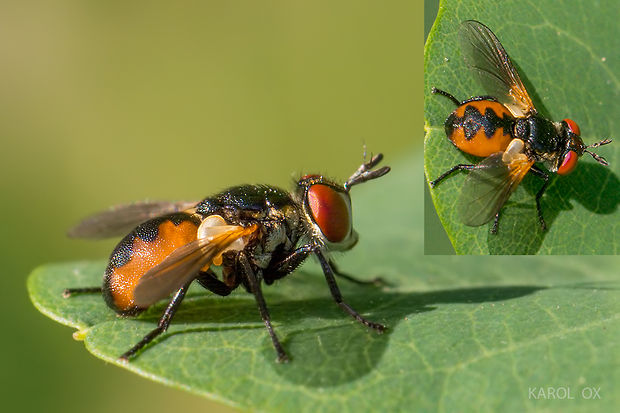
[430,163,481,188]
[63,287,102,298]
[119,280,192,362]
[431,87,460,106]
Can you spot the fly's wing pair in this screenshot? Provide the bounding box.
[458,153,534,226]
[456,21,538,226]
[68,200,199,239]
[69,200,258,307]
[459,20,536,117]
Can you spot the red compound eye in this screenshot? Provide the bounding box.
[563,118,581,136]
[557,150,578,175]
[306,184,351,243]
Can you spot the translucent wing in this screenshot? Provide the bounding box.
[133,224,258,307]
[458,153,534,226]
[459,20,535,116]
[68,200,198,239]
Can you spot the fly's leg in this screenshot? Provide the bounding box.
[262,245,314,285]
[329,259,388,287]
[63,287,102,298]
[263,245,387,287]
[196,269,234,296]
[430,164,480,188]
[238,252,289,363]
[491,211,501,235]
[314,249,385,333]
[431,87,460,106]
[119,280,192,362]
[529,166,550,231]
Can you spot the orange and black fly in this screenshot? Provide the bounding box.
[430,20,611,233]
[64,155,389,362]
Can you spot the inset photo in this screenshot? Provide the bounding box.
[424,0,618,255]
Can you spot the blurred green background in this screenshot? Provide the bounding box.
[2,1,421,412]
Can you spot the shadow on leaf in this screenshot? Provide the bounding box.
[269,284,545,386]
[110,281,545,387]
[485,162,618,254]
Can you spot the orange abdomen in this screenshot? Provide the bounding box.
[446,99,515,157]
[103,213,200,314]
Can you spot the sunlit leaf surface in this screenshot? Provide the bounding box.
[30,154,619,412]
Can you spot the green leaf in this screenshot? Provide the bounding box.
[29,153,619,412]
[424,0,620,254]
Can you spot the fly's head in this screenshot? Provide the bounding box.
[555,119,611,175]
[296,153,390,251]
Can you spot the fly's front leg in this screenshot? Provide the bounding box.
[314,249,385,333]
[329,259,388,287]
[263,246,386,286]
[262,245,313,285]
[238,252,289,363]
